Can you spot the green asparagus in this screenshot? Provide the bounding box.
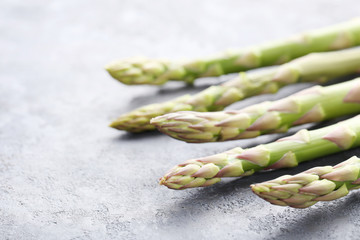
[159,115,360,190]
[110,47,360,132]
[151,78,360,142]
[106,19,360,85]
[251,156,360,208]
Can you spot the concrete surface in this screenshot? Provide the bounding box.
[1,0,360,239]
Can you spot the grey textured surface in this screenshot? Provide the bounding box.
[1,0,360,239]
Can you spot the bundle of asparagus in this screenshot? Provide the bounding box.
[159,115,360,190]
[108,19,360,208]
[251,156,360,208]
[151,77,360,142]
[111,48,360,132]
[106,19,360,85]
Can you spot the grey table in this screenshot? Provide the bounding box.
[1,0,360,239]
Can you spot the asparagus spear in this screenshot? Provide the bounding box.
[251,156,360,208]
[160,115,360,190]
[110,47,360,132]
[151,78,360,142]
[106,19,360,85]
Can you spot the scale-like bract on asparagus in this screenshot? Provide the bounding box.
[110,47,360,132]
[251,156,360,208]
[106,19,360,85]
[151,78,360,142]
[159,115,360,190]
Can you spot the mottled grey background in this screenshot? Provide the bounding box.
[1,0,360,239]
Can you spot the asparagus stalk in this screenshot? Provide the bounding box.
[251,156,360,208]
[160,115,360,190]
[106,19,360,85]
[151,78,360,142]
[110,47,360,132]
